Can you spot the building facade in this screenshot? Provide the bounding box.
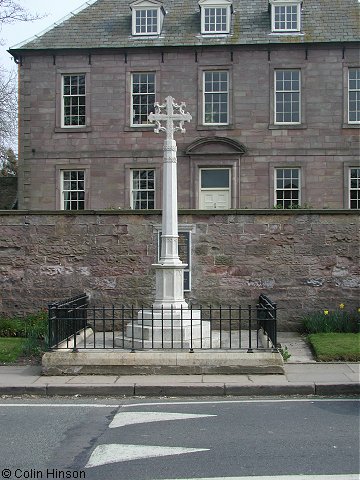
[9,0,360,211]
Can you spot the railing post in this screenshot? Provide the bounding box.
[189,305,194,353]
[48,304,54,350]
[112,305,115,349]
[131,305,135,353]
[238,305,242,349]
[272,301,278,351]
[247,305,253,353]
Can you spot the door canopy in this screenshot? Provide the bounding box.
[185,137,247,155]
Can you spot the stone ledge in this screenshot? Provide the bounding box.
[42,350,285,376]
[1,209,359,216]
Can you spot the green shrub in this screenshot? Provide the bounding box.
[0,310,48,357]
[0,317,28,337]
[302,305,359,334]
[22,310,48,356]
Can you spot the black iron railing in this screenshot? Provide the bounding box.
[256,294,278,349]
[48,295,278,352]
[48,294,89,350]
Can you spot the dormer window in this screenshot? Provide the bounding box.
[199,0,233,35]
[130,0,165,36]
[270,0,301,33]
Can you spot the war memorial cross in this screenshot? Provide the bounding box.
[148,96,192,308]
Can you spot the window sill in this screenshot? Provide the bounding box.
[268,124,307,130]
[199,32,230,37]
[132,33,160,37]
[54,127,92,133]
[197,124,233,131]
[269,32,303,36]
[124,125,154,132]
[342,124,360,129]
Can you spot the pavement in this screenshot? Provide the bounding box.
[0,333,359,397]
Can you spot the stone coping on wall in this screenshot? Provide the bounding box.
[0,209,358,216]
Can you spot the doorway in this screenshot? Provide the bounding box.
[199,168,231,209]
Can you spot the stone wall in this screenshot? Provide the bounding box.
[0,210,359,329]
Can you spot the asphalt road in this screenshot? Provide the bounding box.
[0,397,358,480]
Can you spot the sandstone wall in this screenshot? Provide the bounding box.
[18,46,359,210]
[0,211,358,329]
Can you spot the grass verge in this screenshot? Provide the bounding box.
[0,337,27,363]
[308,333,360,362]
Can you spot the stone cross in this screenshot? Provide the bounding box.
[149,96,192,142]
[148,96,192,308]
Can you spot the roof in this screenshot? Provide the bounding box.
[0,177,18,210]
[9,0,360,55]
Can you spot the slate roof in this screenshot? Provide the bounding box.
[9,0,360,55]
[0,177,17,210]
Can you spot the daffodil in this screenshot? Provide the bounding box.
[323,310,329,315]
[339,303,345,309]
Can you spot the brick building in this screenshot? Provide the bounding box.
[8,0,360,212]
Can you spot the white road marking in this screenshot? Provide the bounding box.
[109,411,216,428]
[158,476,359,480]
[123,398,358,408]
[85,443,209,468]
[0,403,119,408]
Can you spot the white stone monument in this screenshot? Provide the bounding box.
[120,96,210,349]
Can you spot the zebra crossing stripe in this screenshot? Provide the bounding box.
[109,411,216,428]
[85,444,210,468]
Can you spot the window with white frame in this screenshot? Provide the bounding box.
[348,68,360,124]
[199,0,232,34]
[62,74,86,127]
[61,170,85,210]
[203,71,229,125]
[204,7,228,33]
[131,0,164,35]
[131,73,156,126]
[135,9,158,34]
[131,169,155,209]
[275,69,301,124]
[349,168,360,209]
[275,168,300,208]
[270,0,301,32]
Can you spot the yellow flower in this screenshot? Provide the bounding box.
[339,303,345,309]
[358,308,360,313]
[323,310,329,315]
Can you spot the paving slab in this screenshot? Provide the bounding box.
[343,372,360,382]
[277,332,315,363]
[286,373,355,383]
[201,375,253,384]
[33,376,73,385]
[346,363,360,374]
[0,365,42,375]
[115,375,205,385]
[67,375,118,384]
[284,363,357,373]
[248,374,289,385]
